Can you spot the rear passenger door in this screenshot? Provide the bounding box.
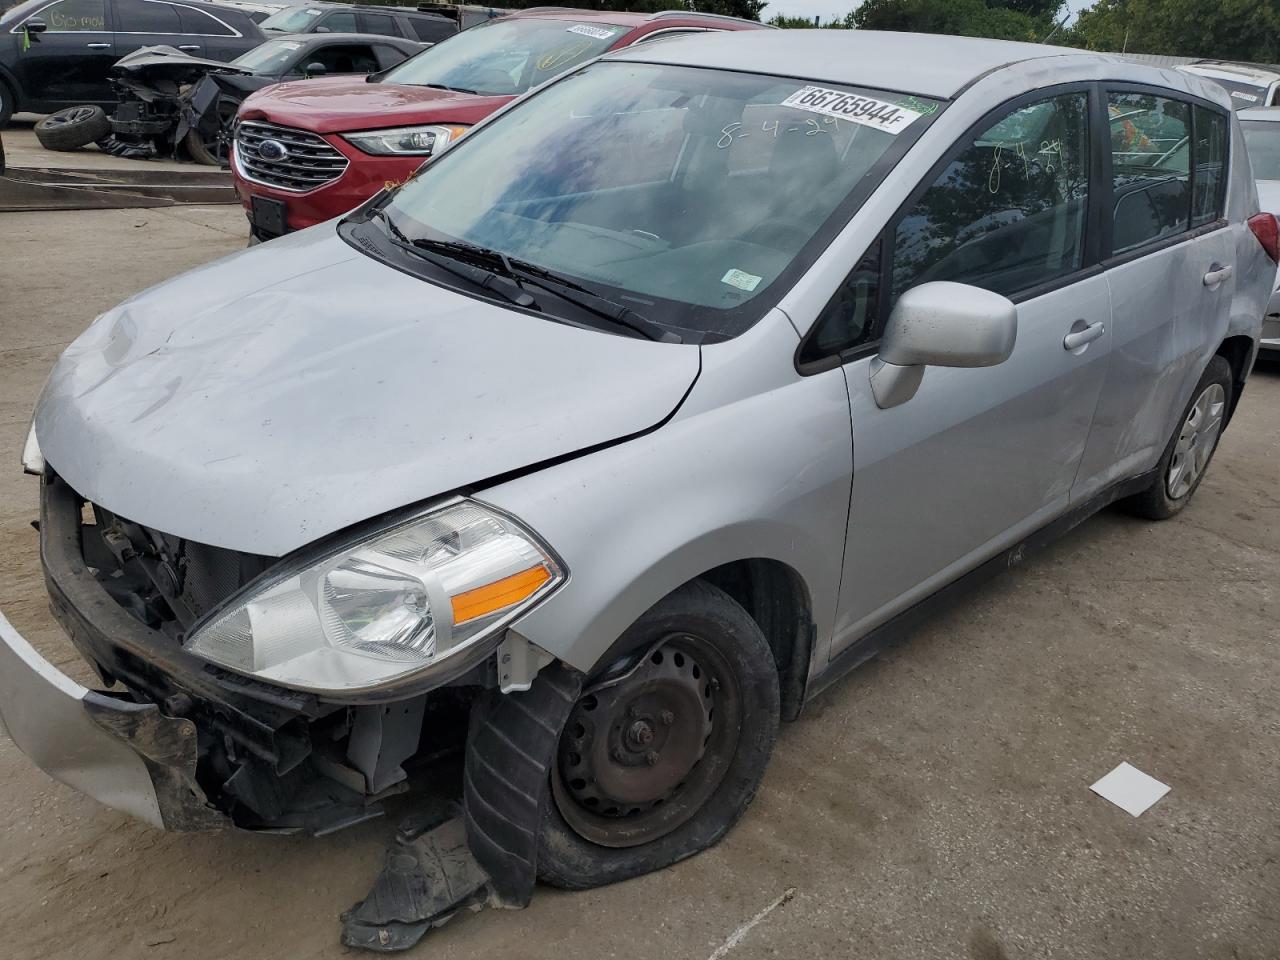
[821,88,1115,649]
[1070,90,1235,500]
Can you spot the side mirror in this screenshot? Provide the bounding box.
[869,281,1017,409]
[304,61,326,77]
[25,18,47,35]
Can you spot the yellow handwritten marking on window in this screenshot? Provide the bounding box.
[536,42,591,72]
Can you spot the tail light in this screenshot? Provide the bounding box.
[1248,212,1279,263]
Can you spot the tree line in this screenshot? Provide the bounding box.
[496,0,1280,64]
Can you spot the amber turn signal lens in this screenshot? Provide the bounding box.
[451,566,551,625]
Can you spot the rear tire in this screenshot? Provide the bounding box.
[536,580,779,890]
[1125,355,1232,520]
[34,106,109,151]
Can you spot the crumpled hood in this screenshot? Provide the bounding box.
[240,76,512,134]
[35,226,699,556]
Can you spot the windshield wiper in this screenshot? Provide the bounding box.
[380,224,681,344]
[423,82,479,95]
[501,259,682,344]
[370,209,535,309]
[404,238,678,343]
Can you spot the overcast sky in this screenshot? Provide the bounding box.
[761,0,1092,28]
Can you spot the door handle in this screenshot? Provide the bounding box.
[85,42,111,49]
[1063,320,1106,351]
[177,44,200,51]
[1203,264,1233,287]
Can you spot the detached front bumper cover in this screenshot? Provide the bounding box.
[0,610,227,830]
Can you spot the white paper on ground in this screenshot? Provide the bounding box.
[1090,761,1170,817]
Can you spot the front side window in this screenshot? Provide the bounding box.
[18,0,105,31]
[371,62,939,340]
[259,5,322,32]
[892,91,1090,300]
[379,17,628,97]
[322,10,355,31]
[232,38,302,74]
[1242,119,1280,180]
[1109,92,1190,254]
[358,12,396,36]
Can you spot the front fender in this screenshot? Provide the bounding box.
[476,311,854,679]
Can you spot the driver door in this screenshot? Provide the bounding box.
[13,0,115,108]
[817,88,1114,652]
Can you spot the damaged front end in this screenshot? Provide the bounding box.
[11,471,576,843]
[104,46,265,163]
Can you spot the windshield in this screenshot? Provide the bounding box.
[1243,120,1280,180]
[380,17,626,96]
[232,39,302,74]
[260,5,324,32]
[374,62,939,340]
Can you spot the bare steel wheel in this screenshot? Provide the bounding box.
[552,634,738,848]
[537,580,779,889]
[1166,382,1225,499]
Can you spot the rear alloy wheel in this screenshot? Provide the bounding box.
[537,580,779,889]
[34,106,110,151]
[1126,354,1233,520]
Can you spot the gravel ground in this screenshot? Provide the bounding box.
[0,206,1277,960]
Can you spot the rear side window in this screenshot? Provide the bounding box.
[175,5,235,35]
[1192,106,1228,225]
[116,0,179,32]
[891,91,1091,300]
[1108,93,1191,253]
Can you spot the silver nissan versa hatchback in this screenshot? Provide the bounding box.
[3,30,1273,937]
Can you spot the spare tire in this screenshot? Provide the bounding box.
[35,106,110,151]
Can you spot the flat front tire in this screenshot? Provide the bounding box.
[1126,354,1233,520]
[536,579,779,889]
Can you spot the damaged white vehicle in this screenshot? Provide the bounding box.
[2,28,1271,950]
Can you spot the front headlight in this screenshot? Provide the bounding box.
[342,123,469,157]
[184,501,563,694]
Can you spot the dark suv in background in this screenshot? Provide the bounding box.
[0,0,262,124]
[258,2,459,44]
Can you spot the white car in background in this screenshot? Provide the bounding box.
[1239,106,1280,354]
[1178,62,1280,111]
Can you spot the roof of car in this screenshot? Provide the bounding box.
[290,1,451,16]
[1238,106,1280,121]
[607,30,1125,99]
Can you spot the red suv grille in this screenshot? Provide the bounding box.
[234,120,349,193]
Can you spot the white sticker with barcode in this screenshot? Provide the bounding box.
[1230,90,1260,102]
[567,23,618,39]
[781,86,922,135]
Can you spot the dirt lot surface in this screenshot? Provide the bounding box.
[1,206,1278,960]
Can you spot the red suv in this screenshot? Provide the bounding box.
[233,8,767,240]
